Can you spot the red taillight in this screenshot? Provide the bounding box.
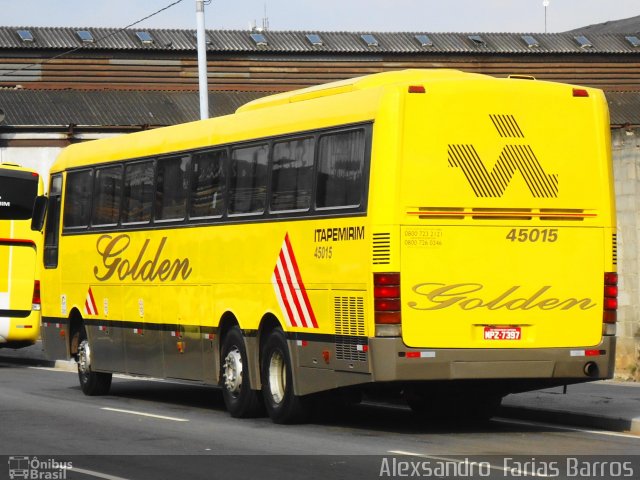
[603,272,617,325]
[374,272,401,324]
[32,280,41,305]
[374,285,400,298]
[573,88,589,97]
[408,85,426,94]
[604,272,618,285]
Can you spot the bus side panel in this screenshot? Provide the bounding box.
[88,284,126,373]
[162,285,204,381]
[123,285,164,378]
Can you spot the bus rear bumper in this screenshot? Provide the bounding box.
[369,335,616,384]
[0,310,40,345]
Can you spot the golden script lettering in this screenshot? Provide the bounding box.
[408,283,596,311]
[93,234,192,282]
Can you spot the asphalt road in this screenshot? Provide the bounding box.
[0,358,638,480]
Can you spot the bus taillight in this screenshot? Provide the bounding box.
[32,280,41,311]
[603,272,617,334]
[374,273,401,336]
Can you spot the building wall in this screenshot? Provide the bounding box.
[612,127,640,380]
[0,145,61,185]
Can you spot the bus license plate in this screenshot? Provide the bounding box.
[484,327,522,340]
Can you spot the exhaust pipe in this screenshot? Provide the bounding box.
[584,362,599,378]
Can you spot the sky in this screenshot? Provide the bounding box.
[0,0,639,33]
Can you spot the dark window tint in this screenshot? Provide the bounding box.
[122,161,154,224]
[316,129,365,209]
[64,170,93,227]
[229,144,268,215]
[156,155,189,221]
[92,166,122,226]
[190,150,226,218]
[44,174,62,268]
[0,169,38,220]
[271,137,314,212]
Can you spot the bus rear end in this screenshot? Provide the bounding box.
[0,165,43,347]
[370,74,616,403]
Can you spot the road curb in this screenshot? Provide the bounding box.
[499,405,640,434]
[54,359,77,372]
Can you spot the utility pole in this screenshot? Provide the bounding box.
[196,0,209,120]
[543,0,550,33]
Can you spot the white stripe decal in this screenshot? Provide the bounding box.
[84,287,98,316]
[272,234,318,329]
[281,246,313,328]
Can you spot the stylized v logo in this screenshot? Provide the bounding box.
[448,116,558,198]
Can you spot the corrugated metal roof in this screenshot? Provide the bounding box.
[0,89,266,126]
[567,15,640,35]
[0,88,638,128]
[606,92,640,125]
[1,27,640,54]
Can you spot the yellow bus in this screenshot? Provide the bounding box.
[0,163,46,348]
[40,69,617,424]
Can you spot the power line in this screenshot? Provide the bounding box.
[0,0,186,79]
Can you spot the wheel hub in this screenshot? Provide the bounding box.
[78,339,91,374]
[268,350,286,404]
[223,347,243,395]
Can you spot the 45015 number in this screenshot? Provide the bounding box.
[506,228,558,243]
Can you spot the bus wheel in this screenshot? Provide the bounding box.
[77,328,112,396]
[220,326,263,418]
[261,328,311,424]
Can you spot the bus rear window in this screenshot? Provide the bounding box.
[0,170,39,220]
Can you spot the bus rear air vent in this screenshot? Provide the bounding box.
[372,232,391,265]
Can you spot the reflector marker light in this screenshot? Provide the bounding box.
[570,349,606,357]
[399,351,436,359]
[408,85,426,94]
[573,88,589,97]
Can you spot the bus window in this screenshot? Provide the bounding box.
[64,169,93,228]
[92,165,122,226]
[229,144,268,215]
[0,169,39,220]
[271,137,314,212]
[122,161,154,224]
[190,150,227,219]
[316,129,366,209]
[156,155,189,221]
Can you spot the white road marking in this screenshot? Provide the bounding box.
[387,451,552,477]
[69,466,131,480]
[493,417,640,439]
[101,407,189,422]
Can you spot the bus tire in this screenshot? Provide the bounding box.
[220,326,263,418]
[77,328,112,396]
[261,327,311,424]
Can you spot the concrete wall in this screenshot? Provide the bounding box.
[612,127,640,380]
